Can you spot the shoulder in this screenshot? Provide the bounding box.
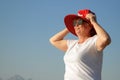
[89,35,98,43]
[91,35,98,40]
[89,35,103,53]
[67,40,78,47]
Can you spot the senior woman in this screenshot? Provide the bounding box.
[49,9,111,80]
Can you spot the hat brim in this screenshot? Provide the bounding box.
[64,14,92,36]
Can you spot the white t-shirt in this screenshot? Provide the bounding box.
[64,35,103,80]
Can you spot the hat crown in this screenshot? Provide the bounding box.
[77,9,91,18]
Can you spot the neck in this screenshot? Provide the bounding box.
[78,35,91,44]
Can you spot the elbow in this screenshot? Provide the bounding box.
[49,38,56,45]
[107,35,111,45]
[107,37,111,45]
[103,36,111,46]
[108,37,111,45]
[49,38,54,45]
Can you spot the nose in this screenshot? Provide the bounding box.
[74,24,82,28]
[74,25,80,30]
[74,24,80,27]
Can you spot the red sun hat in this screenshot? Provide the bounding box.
[64,9,95,36]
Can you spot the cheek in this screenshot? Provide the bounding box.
[74,27,81,34]
[84,24,92,30]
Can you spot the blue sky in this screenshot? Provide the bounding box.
[0,0,120,80]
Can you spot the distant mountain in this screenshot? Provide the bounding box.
[7,75,24,80]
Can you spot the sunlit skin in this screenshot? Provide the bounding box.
[49,13,111,52]
[73,19,93,43]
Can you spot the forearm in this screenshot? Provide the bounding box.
[87,13,111,44]
[49,28,69,42]
[92,21,110,40]
[86,13,111,51]
[91,21,111,49]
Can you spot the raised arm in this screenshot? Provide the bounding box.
[86,13,111,51]
[49,28,69,52]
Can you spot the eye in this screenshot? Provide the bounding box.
[73,19,83,26]
[78,20,83,25]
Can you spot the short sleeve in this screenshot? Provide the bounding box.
[91,35,103,53]
[67,40,77,48]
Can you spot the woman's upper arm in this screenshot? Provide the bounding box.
[96,36,111,51]
[50,40,68,52]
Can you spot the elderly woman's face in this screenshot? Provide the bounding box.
[73,18,92,36]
